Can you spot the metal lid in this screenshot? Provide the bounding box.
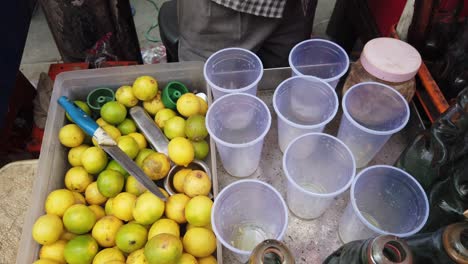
[360,38,422,83]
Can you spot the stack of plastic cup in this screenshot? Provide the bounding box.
[337,82,410,168]
[211,180,288,263]
[204,47,264,100]
[273,76,339,152]
[206,93,271,177]
[339,165,429,243]
[288,39,349,88]
[283,133,355,219]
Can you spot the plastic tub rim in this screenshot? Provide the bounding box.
[350,164,430,237]
[211,179,289,256]
[282,132,356,198]
[342,81,410,136]
[288,39,350,82]
[273,75,339,130]
[203,47,264,94]
[205,92,272,148]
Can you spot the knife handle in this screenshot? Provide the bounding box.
[58,96,99,136]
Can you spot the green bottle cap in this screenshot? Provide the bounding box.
[86,87,115,113]
[162,81,189,110]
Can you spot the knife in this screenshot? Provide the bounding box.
[58,96,167,201]
[129,106,169,155]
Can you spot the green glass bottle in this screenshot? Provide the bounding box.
[248,240,294,264]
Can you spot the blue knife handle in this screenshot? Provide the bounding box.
[58,96,99,136]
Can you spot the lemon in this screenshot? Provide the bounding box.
[197,256,217,264]
[116,223,148,253]
[129,132,148,150]
[72,192,86,205]
[106,160,128,178]
[144,234,182,264]
[183,170,211,197]
[183,228,216,258]
[164,116,186,139]
[177,253,198,264]
[92,248,125,264]
[165,193,190,224]
[112,192,137,221]
[101,101,127,125]
[135,148,155,167]
[33,259,60,264]
[45,189,75,217]
[92,125,121,146]
[172,169,192,193]
[127,249,148,264]
[39,239,67,264]
[66,101,92,123]
[81,146,108,174]
[148,218,180,240]
[116,85,138,108]
[92,215,123,248]
[105,198,114,215]
[133,76,158,101]
[159,187,169,198]
[185,115,208,141]
[88,205,105,221]
[85,182,107,205]
[186,222,212,232]
[177,93,200,118]
[168,137,194,167]
[97,169,125,198]
[32,214,63,245]
[117,135,140,159]
[68,144,90,167]
[197,97,208,116]
[118,118,137,135]
[141,153,171,180]
[191,140,209,160]
[59,124,85,148]
[60,230,77,241]
[133,192,165,225]
[96,118,109,127]
[63,204,96,234]
[65,166,93,193]
[64,235,98,264]
[143,92,165,115]
[126,175,146,196]
[155,109,176,129]
[185,196,213,227]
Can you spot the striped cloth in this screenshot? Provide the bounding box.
[211,0,288,18]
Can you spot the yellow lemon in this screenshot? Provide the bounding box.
[173,168,192,193]
[72,192,86,205]
[197,256,217,264]
[133,192,165,225]
[183,170,211,197]
[183,228,216,258]
[127,248,148,264]
[68,144,90,167]
[168,137,194,167]
[112,192,137,221]
[129,132,148,150]
[155,108,176,129]
[81,146,108,174]
[185,196,213,227]
[141,153,171,180]
[165,193,190,224]
[148,218,180,240]
[65,166,93,193]
[126,175,147,196]
[45,189,75,217]
[32,214,63,245]
[92,215,123,248]
[197,97,208,116]
[88,205,105,221]
[39,239,67,264]
[177,253,197,264]
[59,124,85,148]
[177,93,200,118]
[133,76,158,101]
[143,92,165,115]
[85,182,108,205]
[92,247,125,264]
[135,148,156,167]
[116,85,138,108]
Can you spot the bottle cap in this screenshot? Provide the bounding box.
[162,81,189,110]
[86,87,115,113]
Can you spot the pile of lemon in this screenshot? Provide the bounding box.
[33,76,216,264]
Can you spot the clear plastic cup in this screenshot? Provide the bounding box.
[283,133,355,219]
[339,165,429,243]
[212,179,288,263]
[206,93,271,177]
[337,82,410,168]
[273,76,339,153]
[288,39,349,88]
[204,47,264,100]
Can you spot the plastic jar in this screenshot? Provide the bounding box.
[342,38,422,102]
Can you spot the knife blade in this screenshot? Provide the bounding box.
[58,96,167,201]
[129,106,169,155]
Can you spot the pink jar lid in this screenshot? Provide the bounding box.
[360,38,422,83]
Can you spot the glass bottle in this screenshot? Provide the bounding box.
[323,235,413,264]
[404,222,468,263]
[248,240,295,264]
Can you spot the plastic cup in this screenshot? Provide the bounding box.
[212,179,288,263]
[337,82,410,168]
[273,76,339,153]
[339,165,429,243]
[204,47,264,100]
[288,39,349,88]
[206,93,271,177]
[283,133,355,219]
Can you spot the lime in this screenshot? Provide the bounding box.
[32,214,63,245]
[85,182,107,205]
[64,166,93,193]
[45,189,75,217]
[126,249,147,264]
[106,160,128,178]
[164,116,186,139]
[177,93,200,118]
[92,247,125,264]
[148,218,180,240]
[112,192,137,221]
[172,169,192,193]
[97,169,124,198]
[144,234,183,264]
[191,140,209,160]
[88,204,105,221]
[133,76,158,101]
[116,223,148,253]
[101,101,127,125]
[168,137,194,167]
[135,148,155,167]
[81,146,108,174]
[117,135,140,159]
[68,144,90,167]
[133,192,165,225]
[183,228,216,258]
[105,198,114,216]
[143,92,165,115]
[59,124,85,148]
[64,235,98,264]
[128,132,148,150]
[141,153,171,180]
[185,196,213,227]
[66,101,91,123]
[92,215,123,248]
[117,118,137,135]
[63,204,96,234]
[116,85,138,108]
[155,108,176,129]
[125,175,146,196]
[185,115,208,141]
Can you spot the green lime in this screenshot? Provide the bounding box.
[135,148,156,167]
[100,101,127,125]
[106,160,129,178]
[64,235,98,264]
[164,116,186,140]
[185,115,208,141]
[97,169,125,198]
[117,135,140,159]
[117,118,137,135]
[191,140,209,160]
